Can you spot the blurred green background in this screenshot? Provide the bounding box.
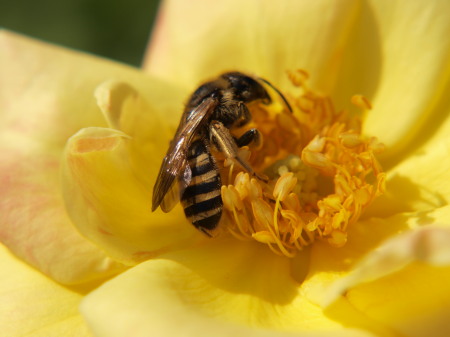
[0,0,161,67]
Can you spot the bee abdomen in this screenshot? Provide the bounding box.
[181,140,222,234]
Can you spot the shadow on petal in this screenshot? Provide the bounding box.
[62,127,204,265]
[82,237,384,335]
[363,173,446,219]
[323,241,450,337]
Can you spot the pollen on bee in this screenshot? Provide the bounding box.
[219,70,385,257]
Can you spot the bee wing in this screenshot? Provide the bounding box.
[151,96,218,212]
[159,164,191,212]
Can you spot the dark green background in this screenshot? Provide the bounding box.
[1,0,161,66]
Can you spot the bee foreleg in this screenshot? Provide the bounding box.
[210,121,267,182]
[235,102,252,127]
[235,128,262,148]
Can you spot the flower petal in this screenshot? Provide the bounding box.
[366,137,450,218]
[81,238,394,336]
[343,263,450,337]
[299,205,450,336]
[323,224,450,304]
[303,206,450,303]
[359,1,450,162]
[93,80,184,188]
[0,31,165,283]
[0,149,126,284]
[61,127,204,264]
[0,31,187,282]
[0,244,92,337]
[145,0,360,91]
[145,1,450,164]
[323,224,450,337]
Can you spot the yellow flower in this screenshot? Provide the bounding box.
[2,1,450,337]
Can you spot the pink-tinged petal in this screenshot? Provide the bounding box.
[81,238,385,337]
[0,30,180,283]
[0,148,126,284]
[62,127,205,265]
[145,0,360,92]
[0,244,93,337]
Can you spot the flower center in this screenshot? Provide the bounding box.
[219,70,386,257]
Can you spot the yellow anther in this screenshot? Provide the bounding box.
[249,178,262,200]
[273,172,298,202]
[369,138,386,153]
[234,172,250,200]
[283,193,301,212]
[251,198,274,230]
[328,230,348,247]
[221,185,235,211]
[351,95,372,110]
[302,151,333,173]
[287,69,309,87]
[252,231,277,244]
[306,135,326,152]
[339,133,362,148]
[332,210,347,229]
[321,194,342,211]
[354,188,371,206]
[297,96,314,112]
[229,185,244,211]
[377,173,387,195]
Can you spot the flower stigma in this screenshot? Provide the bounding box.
[219,70,386,257]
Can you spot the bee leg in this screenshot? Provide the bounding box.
[210,121,268,182]
[235,102,252,127]
[235,128,262,148]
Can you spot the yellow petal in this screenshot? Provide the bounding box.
[303,206,450,336]
[0,31,167,283]
[81,238,393,336]
[366,137,450,218]
[62,127,204,264]
[0,146,125,285]
[93,80,185,188]
[0,30,184,151]
[94,79,184,135]
[324,225,450,305]
[345,262,450,337]
[145,0,360,92]
[0,244,92,337]
[324,225,450,337]
[359,1,450,163]
[303,206,450,301]
[0,31,190,282]
[145,2,450,165]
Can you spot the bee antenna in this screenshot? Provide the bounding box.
[258,77,293,113]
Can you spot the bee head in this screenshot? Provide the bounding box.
[222,72,271,104]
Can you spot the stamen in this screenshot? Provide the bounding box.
[351,95,372,110]
[219,70,385,257]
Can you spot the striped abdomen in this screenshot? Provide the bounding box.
[181,140,222,234]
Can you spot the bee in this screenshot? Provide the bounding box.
[152,72,291,236]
